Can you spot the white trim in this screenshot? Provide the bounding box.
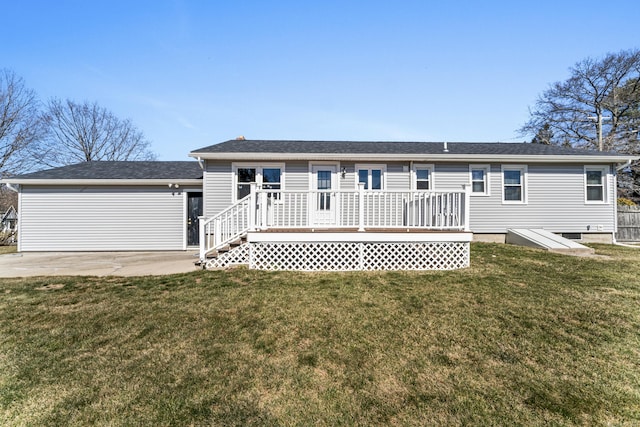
[231,162,285,203]
[0,179,203,186]
[247,231,473,243]
[309,162,340,226]
[190,152,637,164]
[354,163,387,190]
[308,161,340,189]
[469,164,490,196]
[411,163,435,191]
[182,191,188,250]
[501,165,528,204]
[584,165,609,204]
[17,188,22,252]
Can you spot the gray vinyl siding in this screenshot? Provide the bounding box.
[19,186,185,251]
[204,161,232,217]
[202,159,618,234]
[434,164,468,191]
[285,161,309,191]
[470,164,616,233]
[386,162,408,190]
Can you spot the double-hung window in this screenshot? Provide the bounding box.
[233,164,284,201]
[469,165,490,196]
[502,165,527,203]
[356,164,385,190]
[585,166,608,203]
[413,164,434,191]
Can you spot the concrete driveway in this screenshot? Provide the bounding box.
[0,251,201,277]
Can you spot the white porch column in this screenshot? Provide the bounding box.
[358,182,365,232]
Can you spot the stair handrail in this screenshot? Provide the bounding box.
[199,193,253,261]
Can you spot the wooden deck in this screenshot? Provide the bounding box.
[259,228,469,234]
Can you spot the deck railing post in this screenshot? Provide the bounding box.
[199,216,206,262]
[358,182,365,231]
[248,183,257,231]
[214,217,222,248]
[462,184,471,231]
[260,186,268,229]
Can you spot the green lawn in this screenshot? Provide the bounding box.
[1,243,639,426]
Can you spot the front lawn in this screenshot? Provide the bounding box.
[1,243,639,425]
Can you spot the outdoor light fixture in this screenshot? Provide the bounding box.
[341,167,347,178]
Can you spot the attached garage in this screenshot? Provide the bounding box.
[4,161,203,252]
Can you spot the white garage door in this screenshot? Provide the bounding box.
[19,186,186,251]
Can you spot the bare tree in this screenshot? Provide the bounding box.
[43,98,156,166]
[520,49,640,202]
[519,49,640,152]
[0,69,46,178]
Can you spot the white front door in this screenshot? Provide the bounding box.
[311,164,338,226]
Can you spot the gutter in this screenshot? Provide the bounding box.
[189,152,639,164]
[0,179,204,186]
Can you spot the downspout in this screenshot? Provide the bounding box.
[196,156,204,170]
[615,159,632,172]
[5,182,20,193]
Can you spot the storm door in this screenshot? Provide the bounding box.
[311,165,338,226]
[187,192,203,246]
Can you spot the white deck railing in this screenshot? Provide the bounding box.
[199,194,252,261]
[200,183,470,261]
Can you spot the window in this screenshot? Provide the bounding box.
[585,166,607,203]
[356,164,385,190]
[233,164,283,201]
[502,165,527,203]
[412,164,434,191]
[469,165,490,195]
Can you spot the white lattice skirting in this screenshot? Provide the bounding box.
[248,241,469,271]
[205,244,250,269]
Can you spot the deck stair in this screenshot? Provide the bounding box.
[202,236,250,269]
[506,228,594,256]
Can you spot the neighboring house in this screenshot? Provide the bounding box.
[1,140,637,271]
[1,205,17,234]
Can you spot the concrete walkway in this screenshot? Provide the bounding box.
[0,251,201,277]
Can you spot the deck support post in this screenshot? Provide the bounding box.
[358,182,365,231]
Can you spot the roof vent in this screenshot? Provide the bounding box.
[443,141,449,153]
[235,135,246,140]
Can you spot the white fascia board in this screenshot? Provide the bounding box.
[190,152,638,164]
[248,231,473,243]
[0,179,204,186]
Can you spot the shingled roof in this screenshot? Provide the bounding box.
[3,161,203,181]
[191,139,626,157]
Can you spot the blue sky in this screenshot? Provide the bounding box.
[3,0,639,160]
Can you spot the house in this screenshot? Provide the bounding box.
[1,140,637,271]
[1,205,17,234]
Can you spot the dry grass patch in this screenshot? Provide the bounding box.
[0,246,16,255]
[0,243,639,425]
